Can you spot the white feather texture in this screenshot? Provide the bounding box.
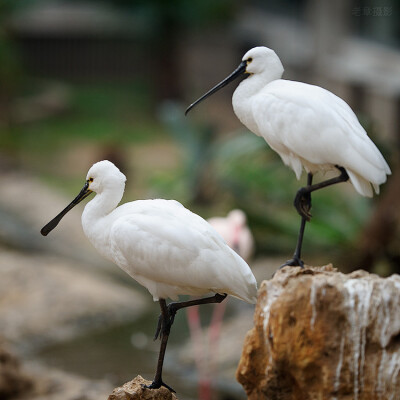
[232,46,391,197]
[81,161,258,303]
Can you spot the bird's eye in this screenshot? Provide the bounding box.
[89,177,94,182]
[247,57,253,63]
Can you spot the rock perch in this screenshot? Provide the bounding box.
[236,265,400,400]
[108,376,178,400]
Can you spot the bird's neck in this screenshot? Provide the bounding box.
[233,66,283,132]
[237,65,283,96]
[232,75,266,131]
[82,187,124,233]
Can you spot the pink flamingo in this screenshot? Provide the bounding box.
[186,210,254,399]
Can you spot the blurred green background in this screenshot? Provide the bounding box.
[0,1,399,400]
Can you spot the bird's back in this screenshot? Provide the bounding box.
[246,79,390,196]
[106,199,257,303]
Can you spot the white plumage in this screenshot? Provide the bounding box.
[234,70,391,197]
[188,46,391,197]
[80,160,257,303]
[186,46,391,267]
[41,160,257,392]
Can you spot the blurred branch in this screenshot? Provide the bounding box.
[352,164,400,274]
[158,101,216,204]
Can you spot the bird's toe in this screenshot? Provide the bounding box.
[279,257,305,269]
[142,380,176,393]
[294,189,312,220]
[299,204,312,221]
[167,304,178,324]
[153,315,162,341]
[153,307,175,340]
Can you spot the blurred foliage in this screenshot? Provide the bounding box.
[213,134,370,256]
[0,1,24,129]
[94,0,239,30]
[0,80,168,197]
[0,30,21,87]
[157,101,371,258]
[1,80,157,148]
[158,101,215,203]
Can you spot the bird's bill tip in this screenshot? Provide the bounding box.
[40,226,51,236]
[184,103,195,116]
[40,182,93,236]
[40,202,76,236]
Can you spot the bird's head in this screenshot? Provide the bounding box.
[242,46,282,76]
[185,46,283,115]
[86,160,126,194]
[40,160,126,236]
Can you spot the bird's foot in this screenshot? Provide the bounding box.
[271,257,304,278]
[142,379,176,393]
[153,304,177,340]
[279,256,305,269]
[153,315,162,340]
[294,188,312,221]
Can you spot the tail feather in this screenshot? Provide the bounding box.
[347,170,373,197]
[228,288,258,304]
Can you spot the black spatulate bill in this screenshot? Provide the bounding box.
[41,182,93,236]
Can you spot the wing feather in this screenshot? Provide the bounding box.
[251,80,390,195]
[109,199,257,302]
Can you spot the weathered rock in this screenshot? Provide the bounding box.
[236,265,400,400]
[108,376,178,400]
[0,341,33,399]
[25,361,112,400]
[0,339,112,400]
[0,248,148,352]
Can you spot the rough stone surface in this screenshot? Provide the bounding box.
[0,341,33,399]
[0,248,148,352]
[236,265,400,400]
[25,361,112,400]
[0,339,112,400]
[108,376,178,400]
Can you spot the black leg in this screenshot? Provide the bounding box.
[166,293,227,322]
[146,293,227,393]
[153,293,227,341]
[294,166,349,220]
[144,299,176,392]
[280,167,349,269]
[280,173,313,269]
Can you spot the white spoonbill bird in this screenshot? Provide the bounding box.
[186,46,391,268]
[40,160,257,393]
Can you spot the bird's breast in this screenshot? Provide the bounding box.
[232,92,260,136]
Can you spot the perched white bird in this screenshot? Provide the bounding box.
[208,209,254,261]
[186,46,391,268]
[41,160,257,393]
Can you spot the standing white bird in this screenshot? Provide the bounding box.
[186,46,391,268]
[40,160,257,393]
